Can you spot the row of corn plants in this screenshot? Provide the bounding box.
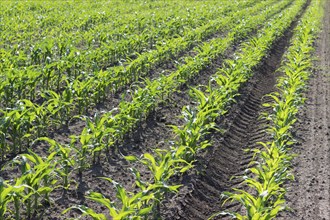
[61,0,308,218]
[218,0,324,219]
[0,0,277,161]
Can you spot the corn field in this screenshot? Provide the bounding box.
[0,0,328,219]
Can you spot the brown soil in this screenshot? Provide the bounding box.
[277,2,330,220]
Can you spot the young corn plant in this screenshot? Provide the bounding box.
[70,129,92,175]
[171,85,226,162]
[125,149,192,217]
[12,150,57,218]
[0,177,29,220]
[43,90,73,129]
[171,105,215,162]
[36,137,76,190]
[64,177,155,220]
[82,114,108,164]
[1,101,35,154]
[71,77,94,115]
[0,122,9,162]
[21,100,49,138]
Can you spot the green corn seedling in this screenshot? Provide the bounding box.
[12,150,57,218]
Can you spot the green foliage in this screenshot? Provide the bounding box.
[10,150,57,218]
